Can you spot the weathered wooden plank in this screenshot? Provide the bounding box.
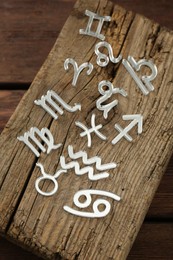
[1,89,173,220]
[1,222,173,260]
[0,0,173,259]
[0,0,172,83]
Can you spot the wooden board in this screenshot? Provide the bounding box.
[0,89,172,220]
[1,90,173,221]
[1,1,173,259]
[2,0,173,260]
[1,222,173,260]
[0,0,172,84]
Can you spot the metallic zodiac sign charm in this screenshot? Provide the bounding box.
[34,90,81,120]
[75,113,107,147]
[64,189,121,218]
[60,145,116,181]
[35,163,67,196]
[17,127,62,157]
[122,56,158,95]
[79,10,111,41]
[96,80,127,119]
[95,41,122,67]
[64,58,93,86]
[112,114,143,145]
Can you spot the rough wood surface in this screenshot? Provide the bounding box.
[0,0,172,83]
[0,89,172,219]
[1,222,173,260]
[0,0,171,260]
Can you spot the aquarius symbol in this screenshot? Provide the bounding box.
[60,145,117,181]
[64,58,93,86]
[68,145,117,171]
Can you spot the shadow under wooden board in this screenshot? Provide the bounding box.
[0,0,173,260]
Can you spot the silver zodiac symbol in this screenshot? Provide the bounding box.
[60,145,116,181]
[96,81,127,119]
[34,90,81,120]
[64,189,121,218]
[75,114,107,147]
[122,56,158,95]
[64,58,93,86]
[35,163,67,196]
[112,114,143,145]
[79,10,111,41]
[17,127,62,157]
[95,41,122,67]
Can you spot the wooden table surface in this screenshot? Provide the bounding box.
[0,0,172,259]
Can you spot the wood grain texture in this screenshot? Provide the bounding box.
[1,222,173,260]
[0,0,172,83]
[1,90,173,221]
[0,0,172,260]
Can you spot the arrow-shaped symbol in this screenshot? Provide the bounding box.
[112,114,143,145]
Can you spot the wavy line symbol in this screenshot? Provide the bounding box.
[60,145,117,181]
[68,145,117,170]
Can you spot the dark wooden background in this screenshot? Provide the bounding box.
[0,0,172,259]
